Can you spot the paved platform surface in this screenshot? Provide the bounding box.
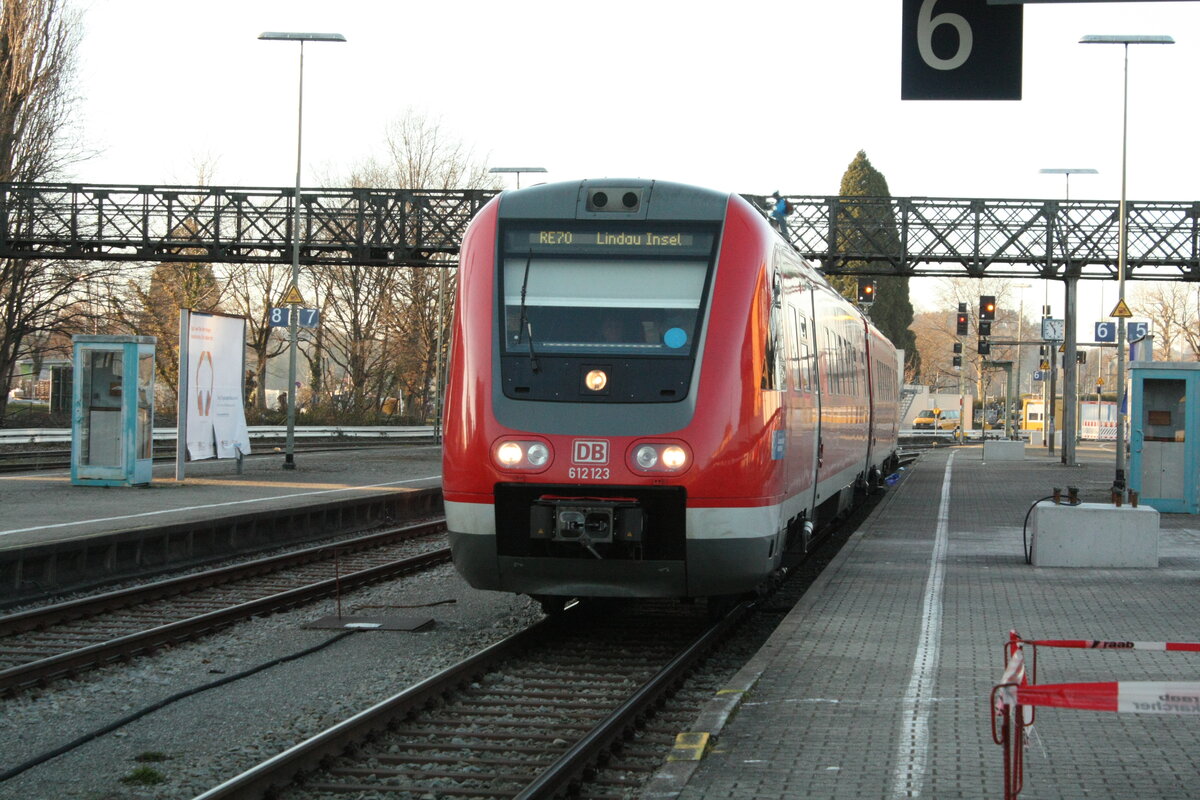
[0,444,442,552]
[650,442,1200,800]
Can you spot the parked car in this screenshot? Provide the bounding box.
[913,408,959,430]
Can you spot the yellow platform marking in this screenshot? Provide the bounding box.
[0,475,70,482]
[667,731,711,762]
[158,477,417,491]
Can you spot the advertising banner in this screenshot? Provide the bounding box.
[184,311,251,461]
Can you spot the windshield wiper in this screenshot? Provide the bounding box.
[516,250,540,373]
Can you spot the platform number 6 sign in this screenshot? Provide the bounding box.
[901,0,1023,101]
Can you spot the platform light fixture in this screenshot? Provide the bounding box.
[1080,33,1173,496]
[488,166,548,189]
[258,31,346,470]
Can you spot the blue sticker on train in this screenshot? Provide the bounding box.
[664,327,688,349]
[772,430,786,460]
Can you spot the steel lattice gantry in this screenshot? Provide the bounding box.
[774,195,1200,282]
[1,183,1198,281]
[0,183,496,267]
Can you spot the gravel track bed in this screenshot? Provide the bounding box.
[0,564,542,799]
[0,496,870,800]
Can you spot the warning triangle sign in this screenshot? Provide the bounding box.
[1110,298,1133,318]
[280,285,305,305]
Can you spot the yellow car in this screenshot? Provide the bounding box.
[913,408,959,430]
[913,408,940,429]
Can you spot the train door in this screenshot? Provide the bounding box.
[862,322,879,483]
[802,287,826,535]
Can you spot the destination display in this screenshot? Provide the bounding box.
[506,227,713,255]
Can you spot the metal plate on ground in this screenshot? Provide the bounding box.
[303,615,434,631]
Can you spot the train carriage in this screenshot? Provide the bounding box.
[442,179,899,607]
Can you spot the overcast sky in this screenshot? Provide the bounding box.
[70,0,1200,328]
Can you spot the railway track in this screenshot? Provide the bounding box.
[195,597,748,800]
[0,520,449,695]
[0,438,434,474]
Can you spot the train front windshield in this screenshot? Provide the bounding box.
[500,226,716,358]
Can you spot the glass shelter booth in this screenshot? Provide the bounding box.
[71,335,156,487]
[1130,362,1200,514]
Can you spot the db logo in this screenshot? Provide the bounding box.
[572,439,609,465]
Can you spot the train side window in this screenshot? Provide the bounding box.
[787,306,802,391]
[761,269,785,391]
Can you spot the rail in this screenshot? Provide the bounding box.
[0,521,449,695]
[0,425,434,445]
[193,599,751,799]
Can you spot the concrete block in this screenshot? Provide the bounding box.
[1032,502,1160,568]
[983,440,1026,461]
[1029,431,1063,448]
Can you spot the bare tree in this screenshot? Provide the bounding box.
[309,110,498,421]
[914,278,1039,408]
[0,0,94,421]
[223,259,290,410]
[1131,281,1200,361]
[111,258,223,405]
[0,0,84,181]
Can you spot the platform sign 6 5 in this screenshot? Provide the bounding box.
[1095,321,1149,343]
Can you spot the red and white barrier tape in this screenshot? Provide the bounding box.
[994,647,1027,714]
[1008,681,1200,715]
[1023,639,1200,652]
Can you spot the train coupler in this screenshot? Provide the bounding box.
[529,495,644,545]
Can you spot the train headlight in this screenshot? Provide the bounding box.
[635,445,658,469]
[629,441,691,474]
[493,439,552,471]
[526,442,549,466]
[661,445,687,469]
[585,369,608,392]
[496,442,524,466]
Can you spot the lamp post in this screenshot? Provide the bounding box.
[488,166,547,189]
[1079,34,1173,496]
[1011,281,1031,396]
[259,31,346,470]
[1039,167,1097,466]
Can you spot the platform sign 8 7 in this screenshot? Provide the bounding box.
[269,307,321,329]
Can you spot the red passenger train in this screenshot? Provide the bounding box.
[442,179,899,610]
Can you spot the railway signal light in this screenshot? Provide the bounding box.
[979,295,996,320]
[857,278,876,305]
[953,355,962,367]
[979,320,992,337]
[956,311,969,336]
[953,342,962,354]
[978,338,991,355]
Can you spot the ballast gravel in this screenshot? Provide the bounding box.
[0,564,543,800]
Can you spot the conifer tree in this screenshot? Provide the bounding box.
[834,150,919,377]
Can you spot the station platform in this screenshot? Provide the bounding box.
[649,442,1200,800]
[0,445,443,602]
